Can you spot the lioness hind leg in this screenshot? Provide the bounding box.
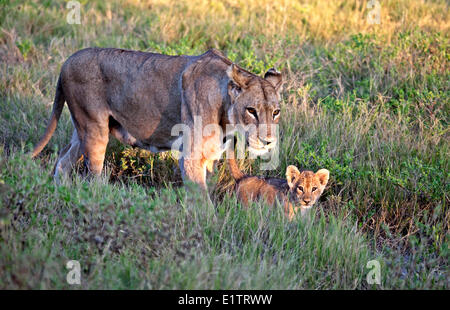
[54,130,82,182]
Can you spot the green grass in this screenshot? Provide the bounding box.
[0,0,449,289]
[2,150,446,289]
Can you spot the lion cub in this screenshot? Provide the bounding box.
[228,159,329,220]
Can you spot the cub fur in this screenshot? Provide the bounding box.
[228,158,329,220]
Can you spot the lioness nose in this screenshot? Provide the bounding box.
[261,136,276,146]
[303,199,311,204]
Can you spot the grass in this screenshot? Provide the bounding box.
[0,0,449,289]
[2,150,445,289]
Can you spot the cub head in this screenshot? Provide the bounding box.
[285,165,330,213]
[226,64,283,156]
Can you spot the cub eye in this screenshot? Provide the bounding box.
[246,107,258,119]
[298,186,304,192]
[273,109,280,118]
[312,187,317,192]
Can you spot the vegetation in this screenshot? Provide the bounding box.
[0,0,448,289]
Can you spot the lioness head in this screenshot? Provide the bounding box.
[285,166,330,212]
[226,64,283,156]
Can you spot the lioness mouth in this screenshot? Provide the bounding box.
[248,137,276,154]
[248,145,270,155]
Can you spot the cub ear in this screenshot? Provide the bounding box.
[264,68,283,93]
[227,64,252,100]
[286,165,301,188]
[315,169,330,187]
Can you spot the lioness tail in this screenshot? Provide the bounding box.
[31,75,65,158]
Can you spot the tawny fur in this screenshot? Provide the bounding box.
[31,48,283,194]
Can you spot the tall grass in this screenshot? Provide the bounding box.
[0,0,448,289]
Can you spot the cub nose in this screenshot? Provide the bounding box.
[303,199,311,204]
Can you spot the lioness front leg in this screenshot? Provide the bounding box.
[179,157,207,190]
[179,157,215,207]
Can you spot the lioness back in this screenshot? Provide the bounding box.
[60,47,195,142]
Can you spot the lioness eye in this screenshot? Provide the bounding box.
[246,107,258,119]
[273,109,280,118]
[312,187,317,192]
[298,186,304,192]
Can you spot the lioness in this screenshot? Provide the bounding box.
[32,48,283,193]
[228,158,329,220]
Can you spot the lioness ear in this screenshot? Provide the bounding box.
[315,169,330,187]
[264,68,283,93]
[286,165,301,188]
